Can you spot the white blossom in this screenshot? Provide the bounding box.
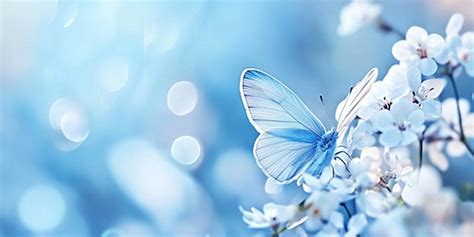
[437,13,474,76]
[406,73,446,120]
[425,98,474,165]
[392,26,445,76]
[240,203,298,229]
[358,65,409,120]
[345,213,368,237]
[373,99,426,147]
[338,0,382,36]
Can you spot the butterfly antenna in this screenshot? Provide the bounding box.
[320,94,335,128]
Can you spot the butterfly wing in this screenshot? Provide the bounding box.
[240,68,326,135]
[240,68,327,183]
[254,129,321,183]
[336,68,378,138]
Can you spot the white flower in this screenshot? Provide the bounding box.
[356,189,394,218]
[299,166,333,193]
[426,98,474,163]
[406,72,446,120]
[305,190,343,221]
[347,120,376,151]
[392,26,445,76]
[383,147,414,189]
[446,13,464,43]
[348,147,382,188]
[240,203,298,229]
[373,99,426,147]
[345,213,368,237]
[437,13,474,76]
[369,207,410,237]
[337,0,382,36]
[437,13,465,64]
[401,166,442,206]
[305,211,344,236]
[452,32,474,76]
[358,65,409,120]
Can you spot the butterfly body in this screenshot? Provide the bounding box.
[240,68,377,184]
[305,129,338,177]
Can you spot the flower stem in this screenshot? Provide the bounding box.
[341,202,352,218]
[376,17,405,39]
[418,138,423,171]
[447,72,474,157]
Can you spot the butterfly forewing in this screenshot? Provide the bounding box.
[336,68,378,137]
[240,69,326,135]
[240,69,327,183]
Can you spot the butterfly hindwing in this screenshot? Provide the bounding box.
[254,128,321,183]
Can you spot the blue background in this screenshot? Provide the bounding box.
[1,0,473,236]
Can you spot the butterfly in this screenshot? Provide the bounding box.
[240,68,378,184]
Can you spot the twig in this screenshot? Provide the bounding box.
[376,17,405,39]
[446,69,474,156]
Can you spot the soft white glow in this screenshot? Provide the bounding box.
[158,27,180,52]
[18,184,66,232]
[98,57,129,92]
[102,220,154,237]
[49,98,89,144]
[49,98,76,130]
[60,111,89,143]
[167,81,198,116]
[54,137,82,152]
[170,136,201,165]
[107,139,186,222]
[63,4,77,28]
[107,138,215,234]
[101,228,123,237]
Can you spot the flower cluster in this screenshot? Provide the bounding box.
[240,2,474,236]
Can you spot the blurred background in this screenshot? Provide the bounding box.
[1,0,473,236]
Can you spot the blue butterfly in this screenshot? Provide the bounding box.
[240,68,378,184]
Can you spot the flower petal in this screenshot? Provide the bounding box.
[380,128,402,147]
[407,109,425,125]
[447,140,467,157]
[428,143,449,171]
[426,33,445,58]
[418,58,438,76]
[372,110,396,131]
[464,114,474,137]
[391,99,417,121]
[446,13,464,36]
[421,99,442,120]
[407,67,421,91]
[406,26,428,45]
[421,79,446,99]
[392,40,413,61]
[347,213,368,235]
[400,131,418,146]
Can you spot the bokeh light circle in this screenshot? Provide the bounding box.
[170,136,201,165]
[60,111,89,143]
[49,98,89,144]
[18,184,66,232]
[98,57,129,92]
[49,98,76,130]
[101,228,124,237]
[167,81,198,116]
